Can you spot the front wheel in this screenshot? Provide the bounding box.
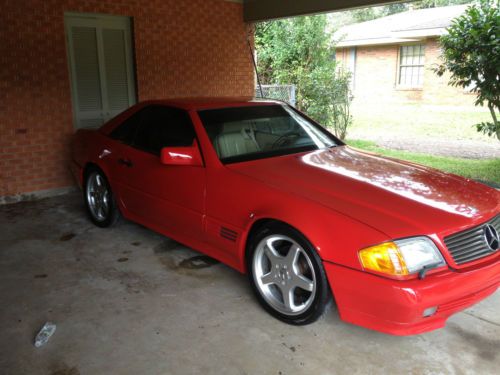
[84,168,120,227]
[247,223,332,325]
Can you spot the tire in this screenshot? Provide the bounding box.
[84,167,121,228]
[246,222,332,325]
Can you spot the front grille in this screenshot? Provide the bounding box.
[444,214,500,265]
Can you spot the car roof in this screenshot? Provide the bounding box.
[138,97,285,111]
[97,97,289,136]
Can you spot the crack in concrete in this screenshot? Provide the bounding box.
[462,311,500,327]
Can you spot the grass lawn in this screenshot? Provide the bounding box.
[348,103,495,143]
[347,139,500,187]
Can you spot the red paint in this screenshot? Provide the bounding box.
[72,98,500,335]
[160,142,203,167]
[325,260,499,335]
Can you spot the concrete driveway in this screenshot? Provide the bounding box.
[1,193,499,375]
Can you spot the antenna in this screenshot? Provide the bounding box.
[247,28,264,98]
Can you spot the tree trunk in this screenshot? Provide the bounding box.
[488,102,500,141]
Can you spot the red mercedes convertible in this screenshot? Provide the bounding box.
[71,98,500,335]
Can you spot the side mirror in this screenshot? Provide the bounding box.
[160,142,203,167]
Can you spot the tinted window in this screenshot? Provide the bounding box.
[198,105,339,164]
[109,108,148,145]
[133,106,196,155]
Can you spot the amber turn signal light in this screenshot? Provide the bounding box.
[359,242,409,276]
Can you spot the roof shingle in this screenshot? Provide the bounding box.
[334,5,468,47]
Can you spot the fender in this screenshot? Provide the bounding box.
[235,195,391,273]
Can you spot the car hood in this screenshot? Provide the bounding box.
[227,146,500,238]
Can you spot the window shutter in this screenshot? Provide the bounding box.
[70,26,105,128]
[65,14,136,129]
[102,28,133,116]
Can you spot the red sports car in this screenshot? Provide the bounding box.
[71,98,500,335]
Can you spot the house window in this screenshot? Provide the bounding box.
[398,45,425,88]
[348,47,356,90]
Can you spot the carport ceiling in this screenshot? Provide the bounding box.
[242,0,404,22]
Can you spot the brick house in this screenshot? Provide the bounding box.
[0,0,255,202]
[334,5,476,107]
[2,0,471,203]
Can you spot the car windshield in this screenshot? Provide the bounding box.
[198,104,339,163]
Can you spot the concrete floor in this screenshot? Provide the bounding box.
[0,193,499,375]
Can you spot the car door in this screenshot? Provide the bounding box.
[105,105,148,195]
[112,105,206,239]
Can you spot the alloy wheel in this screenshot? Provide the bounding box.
[252,234,317,316]
[86,172,110,222]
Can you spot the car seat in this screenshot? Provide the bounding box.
[214,123,260,158]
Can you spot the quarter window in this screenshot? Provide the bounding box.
[398,45,425,88]
[133,106,196,155]
[109,108,147,145]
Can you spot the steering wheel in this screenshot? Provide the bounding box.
[271,132,301,149]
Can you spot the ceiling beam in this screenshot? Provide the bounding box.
[244,0,404,22]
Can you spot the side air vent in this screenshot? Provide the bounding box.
[220,227,238,242]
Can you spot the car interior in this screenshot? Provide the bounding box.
[199,104,338,161]
[211,117,314,159]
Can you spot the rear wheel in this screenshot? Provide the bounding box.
[247,222,332,325]
[84,168,120,227]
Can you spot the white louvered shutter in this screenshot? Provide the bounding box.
[65,14,136,129]
[102,27,135,120]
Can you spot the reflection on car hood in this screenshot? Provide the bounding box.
[228,146,500,238]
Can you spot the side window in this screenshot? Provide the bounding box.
[133,106,196,155]
[109,108,149,145]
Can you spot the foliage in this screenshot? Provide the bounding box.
[435,0,500,140]
[336,0,473,25]
[413,0,472,9]
[255,15,353,138]
[350,7,379,23]
[380,3,410,16]
[348,2,416,23]
[330,70,353,140]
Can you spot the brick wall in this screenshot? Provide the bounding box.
[0,0,254,199]
[336,38,476,107]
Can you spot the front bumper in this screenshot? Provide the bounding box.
[324,260,500,335]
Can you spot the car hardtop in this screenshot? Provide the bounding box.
[135,97,286,111]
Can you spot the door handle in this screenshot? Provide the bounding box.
[118,158,133,167]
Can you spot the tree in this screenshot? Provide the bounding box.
[255,15,352,138]
[380,3,409,16]
[334,1,474,27]
[330,69,353,140]
[435,0,500,140]
[413,0,472,9]
[350,7,379,23]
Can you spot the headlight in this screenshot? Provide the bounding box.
[359,237,445,278]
